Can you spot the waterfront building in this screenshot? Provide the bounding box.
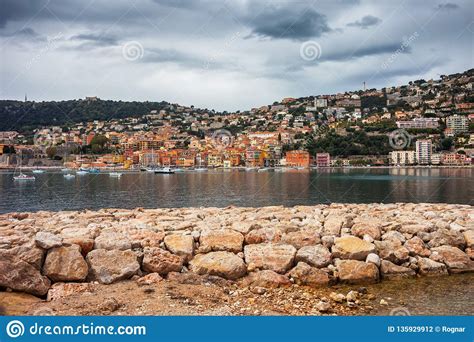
[286,150,310,167]
[415,139,432,165]
[389,150,416,165]
[316,153,331,167]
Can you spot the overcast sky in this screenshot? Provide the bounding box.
[1,0,472,111]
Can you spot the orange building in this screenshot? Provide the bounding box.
[286,150,310,167]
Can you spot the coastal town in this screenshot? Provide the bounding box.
[1,69,473,171]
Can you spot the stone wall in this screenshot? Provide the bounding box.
[1,203,473,297]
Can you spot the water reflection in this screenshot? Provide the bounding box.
[0,168,472,213]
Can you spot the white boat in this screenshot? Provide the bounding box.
[155,167,175,174]
[109,172,122,177]
[245,167,257,172]
[14,173,35,181]
[257,167,270,172]
[61,168,71,172]
[32,169,45,174]
[63,173,75,179]
[194,167,207,172]
[76,170,88,175]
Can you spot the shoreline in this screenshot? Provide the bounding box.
[1,203,473,315]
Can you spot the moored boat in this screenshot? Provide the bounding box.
[154,167,175,174]
[13,173,35,181]
[109,172,122,177]
[63,173,75,179]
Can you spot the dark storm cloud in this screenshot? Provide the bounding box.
[436,3,460,10]
[347,15,382,29]
[246,7,331,41]
[0,0,47,28]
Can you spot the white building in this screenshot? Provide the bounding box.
[415,139,432,165]
[389,151,416,165]
[446,114,468,134]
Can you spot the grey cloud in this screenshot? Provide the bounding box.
[436,3,460,10]
[246,7,331,41]
[70,33,119,46]
[0,0,47,28]
[347,15,382,29]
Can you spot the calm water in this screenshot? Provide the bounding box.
[0,168,472,213]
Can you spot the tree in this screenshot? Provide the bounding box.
[46,146,57,159]
[440,137,453,151]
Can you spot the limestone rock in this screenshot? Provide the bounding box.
[336,260,379,284]
[94,232,131,250]
[47,282,94,301]
[189,251,247,280]
[244,243,296,273]
[199,229,244,253]
[431,245,474,273]
[287,262,331,287]
[142,247,184,275]
[86,249,140,284]
[242,270,291,289]
[404,237,431,257]
[0,252,51,296]
[332,236,375,261]
[295,245,331,268]
[35,232,62,249]
[323,215,345,236]
[351,222,381,240]
[281,229,320,249]
[418,257,448,276]
[136,273,163,286]
[164,234,194,261]
[43,245,88,282]
[380,260,416,279]
[375,240,410,264]
[428,229,465,249]
[245,227,282,244]
[463,230,474,248]
[365,253,381,267]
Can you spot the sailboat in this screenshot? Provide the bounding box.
[13,152,35,181]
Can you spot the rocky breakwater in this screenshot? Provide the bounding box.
[0,203,473,301]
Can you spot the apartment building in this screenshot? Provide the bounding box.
[415,139,432,165]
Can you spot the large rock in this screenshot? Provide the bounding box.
[295,245,331,268]
[280,229,320,249]
[332,236,375,261]
[86,249,140,284]
[323,215,345,236]
[199,229,244,253]
[380,260,416,280]
[127,229,165,248]
[244,243,296,273]
[418,257,448,276]
[35,232,62,249]
[287,262,331,287]
[9,243,45,269]
[245,227,282,245]
[351,221,381,240]
[242,270,291,289]
[94,232,131,250]
[431,246,474,273]
[0,252,51,296]
[189,251,246,280]
[428,229,465,249]
[164,234,194,261]
[374,240,410,264]
[404,237,431,257]
[463,230,474,248]
[336,260,379,284]
[43,245,88,282]
[142,247,184,275]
